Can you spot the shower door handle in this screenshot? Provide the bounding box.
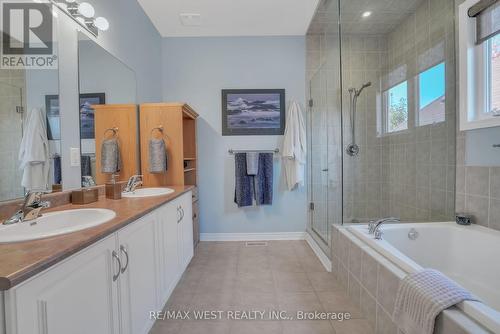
[321,169,329,172]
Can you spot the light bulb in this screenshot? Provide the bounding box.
[94,17,109,31]
[362,11,372,18]
[78,2,95,18]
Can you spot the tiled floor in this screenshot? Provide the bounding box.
[150,241,374,334]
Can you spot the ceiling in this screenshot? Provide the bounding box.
[309,0,425,35]
[137,0,321,37]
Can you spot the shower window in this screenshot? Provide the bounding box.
[487,34,500,114]
[384,81,408,133]
[417,62,446,126]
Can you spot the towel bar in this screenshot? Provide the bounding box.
[151,125,170,139]
[104,127,118,138]
[228,148,279,154]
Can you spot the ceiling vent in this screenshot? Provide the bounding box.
[179,13,202,26]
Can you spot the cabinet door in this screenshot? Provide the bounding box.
[178,192,194,271]
[117,213,158,334]
[156,200,180,305]
[6,235,119,334]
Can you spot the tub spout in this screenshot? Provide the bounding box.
[369,217,400,237]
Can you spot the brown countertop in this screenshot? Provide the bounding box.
[0,185,194,291]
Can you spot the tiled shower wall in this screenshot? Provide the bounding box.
[455,151,500,231]
[382,0,456,222]
[0,70,25,201]
[341,34,391,223]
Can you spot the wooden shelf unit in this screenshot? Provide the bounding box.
[93,104,140,185]
[139,103,199,187]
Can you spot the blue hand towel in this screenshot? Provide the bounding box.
[255,153,273,205]
[53,155,61,184]
[234,153,254,207]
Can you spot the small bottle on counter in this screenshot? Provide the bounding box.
[106,174,122,200]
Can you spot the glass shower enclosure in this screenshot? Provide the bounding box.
[307,0,457,256]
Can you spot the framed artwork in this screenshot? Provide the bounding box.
[79,93,105,139]
[221,89,285,136]
[44,93,105,140]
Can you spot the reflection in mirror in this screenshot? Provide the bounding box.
[0,31,60,202]
[77,32,137,187]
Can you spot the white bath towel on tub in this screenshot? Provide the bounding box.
[393,269,479,334]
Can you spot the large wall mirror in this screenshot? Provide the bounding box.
[0,29,60,202]
[77,32,137,187]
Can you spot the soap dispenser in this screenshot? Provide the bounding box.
[105,174,122,200]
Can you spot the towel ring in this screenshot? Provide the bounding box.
[151,125,170,139]
[104,127,118,138]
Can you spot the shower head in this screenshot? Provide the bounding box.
[348,82,372,98]
[356,81,372,97]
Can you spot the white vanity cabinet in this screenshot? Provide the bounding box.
[155,192,194,306]
[117,212,158,334]
[4,191,194,334]
[4,235,120,334]
[176,192,194,272]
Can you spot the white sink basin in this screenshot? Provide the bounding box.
[0,209,116,243]
[122,187,174,198]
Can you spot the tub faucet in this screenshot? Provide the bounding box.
[368,217,400,239]
[3,192,51,225]
[124,175,143,193]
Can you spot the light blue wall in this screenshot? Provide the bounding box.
[57,0,162,190]
[86,0,162,102]
[162,36,307,234]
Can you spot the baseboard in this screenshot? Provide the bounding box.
[305,233,332,272]
[200,232,307,242]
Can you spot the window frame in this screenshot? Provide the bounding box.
[459,0,500,130]
[415,62,447,127]
[382,80,409,134]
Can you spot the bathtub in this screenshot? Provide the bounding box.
[348,222,500,334]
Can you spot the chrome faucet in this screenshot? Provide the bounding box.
[124,175,143,193]
[368,217,400,240]
[3,192,51,225]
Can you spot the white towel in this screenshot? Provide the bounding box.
[18,108,50,191]
[282,101,306,191]
[393,269,479,334]
[246,152,259,176]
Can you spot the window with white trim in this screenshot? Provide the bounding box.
[384,81,408,133]
[417,62,446,126]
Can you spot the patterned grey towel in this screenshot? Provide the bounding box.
[393,269,479,334]
[149,138,167,173]
[101,138,121,174]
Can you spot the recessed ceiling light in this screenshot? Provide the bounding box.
[180,13,202,26]
[362,11,372,18]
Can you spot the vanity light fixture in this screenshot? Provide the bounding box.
[362,11,372,18]
[94,17,110,31]
[51,0,109,36]
[78,2,95,18]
